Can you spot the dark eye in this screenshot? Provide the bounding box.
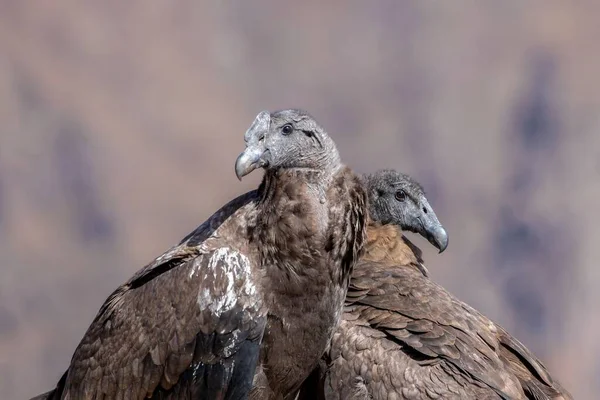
[395,190,406,201]
[281,124,293,135]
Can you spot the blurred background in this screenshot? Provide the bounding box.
[0,1,598,399]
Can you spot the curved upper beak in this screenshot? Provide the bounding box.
[234,111,271,181]
[425,223,449,253]
[235,146,268,180]
[419,199,449,253]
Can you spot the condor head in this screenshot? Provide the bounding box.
[365,169,448,253]
[235,109,340,180]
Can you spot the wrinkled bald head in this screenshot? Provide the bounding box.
[235,109,340,180]
[364,169,448,253]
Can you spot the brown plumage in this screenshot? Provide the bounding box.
[32,109,367,400]
[298,170,571,400]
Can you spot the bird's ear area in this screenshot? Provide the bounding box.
[301,129,323,148]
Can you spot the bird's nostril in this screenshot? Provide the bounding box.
[423,207,428,214]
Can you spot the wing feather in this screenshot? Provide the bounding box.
[342,258,570,399]
[60,245,266,400]
[33,191,267,400]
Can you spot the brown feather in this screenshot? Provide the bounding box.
[248,166,367,399]
[298,223,572,400]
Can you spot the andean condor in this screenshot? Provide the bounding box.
[298,169,571,400]
[33,109,368,400]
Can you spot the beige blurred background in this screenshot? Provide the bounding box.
[0,1,598,399]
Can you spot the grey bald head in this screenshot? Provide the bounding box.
[235,109,341,180]
[363,169,448,253]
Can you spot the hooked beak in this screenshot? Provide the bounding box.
[235,147,269,180]
[234,111,271,181]
[424,222,449,253]
[418,198,449,253]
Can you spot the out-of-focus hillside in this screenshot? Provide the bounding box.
[1,2,598,399]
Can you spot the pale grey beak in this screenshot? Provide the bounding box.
[234,111,271,180]
[425,223,448,253]
[235,146,268,180]
[419,198,449,253]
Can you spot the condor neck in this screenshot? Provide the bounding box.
[253,168,337,289]
[364,223,426,273]
[257,167,338,202]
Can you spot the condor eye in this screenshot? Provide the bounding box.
[395,190,406,201]
[281,124,293,135]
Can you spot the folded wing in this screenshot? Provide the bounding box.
[37,191,268,400]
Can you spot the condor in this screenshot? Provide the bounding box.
[33,109,367,400]
[299,170,571,400]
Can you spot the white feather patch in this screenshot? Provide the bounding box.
[195,247,255,317]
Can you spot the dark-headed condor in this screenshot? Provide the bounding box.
[298,169,571,400]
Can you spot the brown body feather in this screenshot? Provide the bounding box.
[299,224,571,400]
[249,167,366,399]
